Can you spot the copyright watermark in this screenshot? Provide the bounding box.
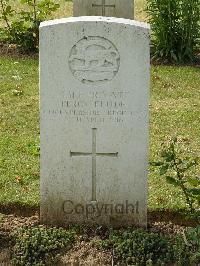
[63,200,139,218]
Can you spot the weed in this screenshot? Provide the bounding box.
[151,137,200,213]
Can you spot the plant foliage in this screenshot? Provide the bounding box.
[151,137,200,213]
[93,227,200,265]
[0,0,60,52]
[185,226,200,264]
[147,0,200,62]
[109,229,175,265]
[94,228,179,265]
[11,226,75,266]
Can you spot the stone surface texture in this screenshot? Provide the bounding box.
[73,0,134,19]
[40,17,150,227]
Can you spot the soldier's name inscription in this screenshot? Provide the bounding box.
[42,90,145,124]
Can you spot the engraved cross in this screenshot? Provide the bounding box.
[92,0,115,16]
[70,128,118,202]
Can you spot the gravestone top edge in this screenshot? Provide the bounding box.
[40,16,150,30]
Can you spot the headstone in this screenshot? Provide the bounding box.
[40,16,150,227]
[73,0,134,19]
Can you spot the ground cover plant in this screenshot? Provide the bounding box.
[11,226,75,265]
[1,222,199,265]
[185,226,200,263]
[92,226,200,265]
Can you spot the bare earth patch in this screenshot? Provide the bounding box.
[0,249,11,266]
[0,42,38,59]
[59,241,112,266]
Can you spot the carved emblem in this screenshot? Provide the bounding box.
[69,36,120,84]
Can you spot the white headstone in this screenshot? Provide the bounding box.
[40,17,150,227]
[73,0,134,19]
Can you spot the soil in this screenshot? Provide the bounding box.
[0,42,38,59]
[0,203,199,226]
[58,241,112,266]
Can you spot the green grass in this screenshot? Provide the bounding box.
[149,66,200,210]
[0,56,200,211]
[0,57,39,206]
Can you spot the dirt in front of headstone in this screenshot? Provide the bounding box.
[0,229,12,265]
[0,248,11,266]
[57,240,112,266]
[0,42,38,59]
[0,214,39,232]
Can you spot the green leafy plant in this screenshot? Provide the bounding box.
[147,0,200,63]
[184,226,200,264]
[151,137,200,212]
[11,226,75,266]
[93,227,200,265]
[27,141,40,156]
[0,0,60,52]
[175,226,200,265]
[94,228,177,265]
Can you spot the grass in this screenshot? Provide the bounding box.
[0,56,200,211]
[149,66,200,210]
[0,57,39,206]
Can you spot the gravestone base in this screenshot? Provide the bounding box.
[41,200,147,227]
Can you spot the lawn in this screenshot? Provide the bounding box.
[0,56,199,211]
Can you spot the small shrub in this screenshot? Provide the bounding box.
[147,0,200,63]
[94,227,200,265]
[185,226,200,264]
[0,0,60,52]
[96,228,177,265]
[151,137,200,213]
[11,226,75,266]
[174,226,200,265]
